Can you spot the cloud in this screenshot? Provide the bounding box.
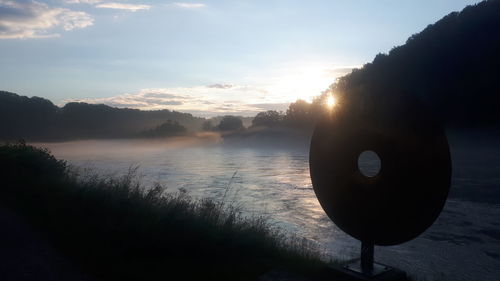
[63,86,279,117]
[250,103,290,112]
[66,0,151,12]
[141,92,190,99]
[207,84,233,89]
[0,0,93,39]
[173,2,206,9]
[70,89,189,108]
[95,2,150,11]
[61,64,357,116]
[65,0,102,3]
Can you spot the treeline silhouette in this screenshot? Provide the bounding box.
[329,0,500,128]
[251,0,500,130]
[202,115,246,132]
[251,99,329,130]
[0,91,204,141]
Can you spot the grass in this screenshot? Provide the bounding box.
[0,142,323,281]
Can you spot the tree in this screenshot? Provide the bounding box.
[216,116,244,131]
[284,99,313,128]
[140,120,186,137]
[251,110,283,127]
[201,120,214,131]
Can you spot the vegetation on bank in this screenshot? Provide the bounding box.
[138,120,187,138]
[0,142,323,281]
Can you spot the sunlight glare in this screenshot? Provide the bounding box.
[326,95,336,108]
[263,63,352,103]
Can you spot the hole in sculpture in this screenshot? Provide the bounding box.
[358,150,381,177]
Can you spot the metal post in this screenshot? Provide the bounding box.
[361,241,374,273]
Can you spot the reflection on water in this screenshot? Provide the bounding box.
[35,137,500,281]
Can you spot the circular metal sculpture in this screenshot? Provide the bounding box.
[310,99,451,247]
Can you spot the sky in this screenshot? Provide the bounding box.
[0,0,481,117]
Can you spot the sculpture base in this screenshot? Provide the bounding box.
[344,260,391,277]
[325,261,407,281]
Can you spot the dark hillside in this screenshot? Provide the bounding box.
[0,91,204,141]
[331,0,500,128]
[0,91,59,140]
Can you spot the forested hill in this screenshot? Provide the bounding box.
[332,0,500,128]
[0,91,205,141]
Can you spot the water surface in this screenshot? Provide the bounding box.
[35,135,500,281]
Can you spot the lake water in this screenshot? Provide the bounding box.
[34,133,500,281]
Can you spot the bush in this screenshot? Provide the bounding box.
[0,141,67,187]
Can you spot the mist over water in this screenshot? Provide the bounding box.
[34,133,500,281]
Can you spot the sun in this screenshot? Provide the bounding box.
[326,95,336,108]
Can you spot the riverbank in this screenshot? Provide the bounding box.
[0,142,323,281]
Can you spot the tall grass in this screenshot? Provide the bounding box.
[0,142,323,281]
